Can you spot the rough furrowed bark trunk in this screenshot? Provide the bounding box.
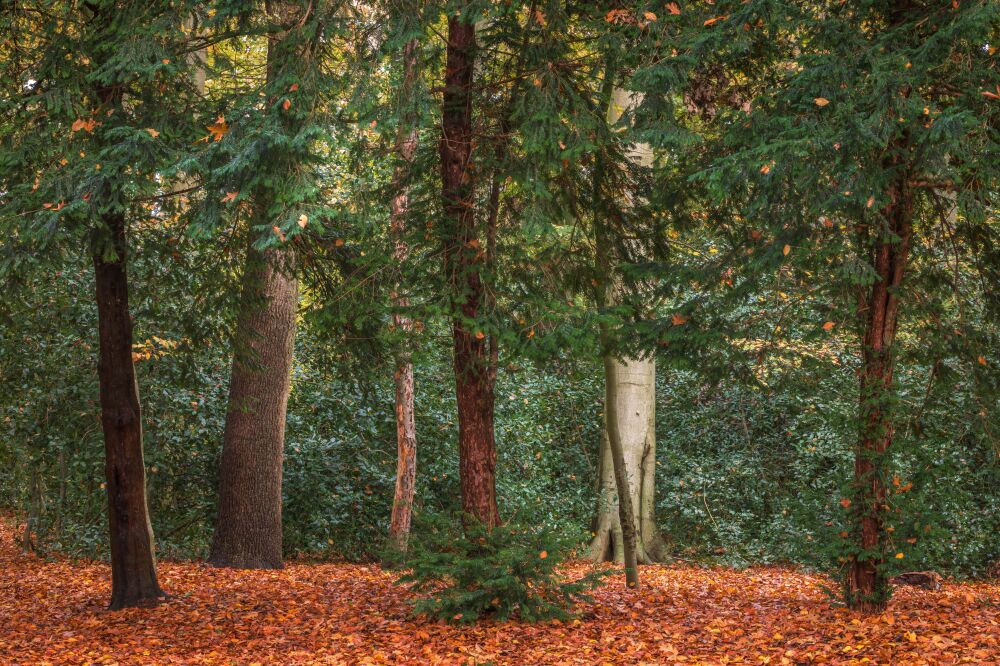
[387,37,421,555]
[210,0,303,570]
[847,179,913,613]
[93,213,165,610]
[440,10,499,530]
[211,246,297,569]
[589,355,667,564]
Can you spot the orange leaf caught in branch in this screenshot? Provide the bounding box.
[71,118,97,133]
[206,116,229,142]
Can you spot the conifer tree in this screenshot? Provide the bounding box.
[439,0,500,529]
[386,3,424,555]
[632,0,1000,611]
[207,0,329,569]
[0,0,205,608]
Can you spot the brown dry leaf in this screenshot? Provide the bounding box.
[814,97,830,107]
[0,513,998,665]
[71,118,97,133]
[206,116,229,141]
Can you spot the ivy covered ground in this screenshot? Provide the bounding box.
[3,518,998,665]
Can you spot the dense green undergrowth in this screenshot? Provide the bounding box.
[2,257,998,578]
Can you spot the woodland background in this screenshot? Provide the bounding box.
[1,0,999,627]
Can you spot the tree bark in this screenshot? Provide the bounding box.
[93,213,165,609]
[211,245,297,569]
[847,177,913,613]
[600,352,641,589]
[387,36,421,554]
[210,0,303,570]
[589,355,667,564]
[591,60,640,588]
[589,84,664,572]
[440,9,499,529]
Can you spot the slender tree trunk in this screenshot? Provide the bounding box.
[588,75,659,580]
[93,213,165,609]
[440,10,499,529]
[847,178,913,613]
[601,352,641,589]
[387,36,421,554]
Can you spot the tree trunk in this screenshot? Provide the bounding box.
[440,10,499,529]
[93,213,165,609]
[387,37,421,554]
[589,82,663,573]
[210,245,298,569]
[589,355,667,564]
[847,178,913,613]
[591,59,640,588]
[601,353,641,589]
[210,0,303,570]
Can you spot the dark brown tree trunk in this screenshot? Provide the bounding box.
[93,213,165,610]
[847,178,913,613]
[210,0,303,570]
[388,36,422,554]
[210,245,297,569]
[440,12,499,529]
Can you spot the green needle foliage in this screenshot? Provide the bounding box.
[396,515,606,624]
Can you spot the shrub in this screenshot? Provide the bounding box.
[395,515,605,623]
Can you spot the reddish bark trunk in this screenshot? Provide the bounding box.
[847,178,913,613]
[93,213,165,610]
[388,37,421,553]
[440,13,499,529]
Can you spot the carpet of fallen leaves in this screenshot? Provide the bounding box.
[2,520,999,665]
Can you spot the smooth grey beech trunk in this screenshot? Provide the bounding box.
[589,87,667,565]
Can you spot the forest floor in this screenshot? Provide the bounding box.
[1,520,999,665]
